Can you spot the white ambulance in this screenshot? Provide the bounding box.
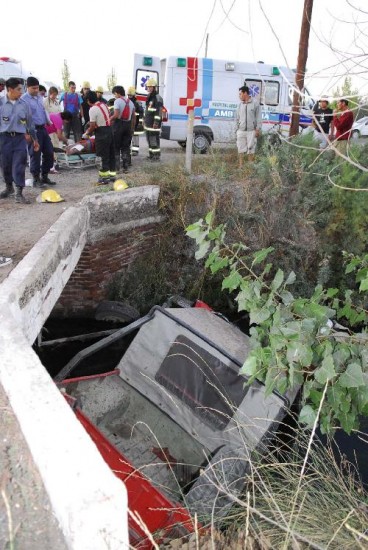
[0,57,32,88]
[133,53,314,153]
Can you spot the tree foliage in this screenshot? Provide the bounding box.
[61,59,71,92]
[107,67,117,92]
[331,76,360,116]
[186,213,368,435]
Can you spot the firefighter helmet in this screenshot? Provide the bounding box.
[39,190,64,203]
[127,86,136,96]
[146,78,157,87]
[82,81,91,89]
[96,86,104,93]
[113,179,128,191]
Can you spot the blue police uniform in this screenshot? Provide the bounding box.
[0,95,35,189]
[22,92,54,182]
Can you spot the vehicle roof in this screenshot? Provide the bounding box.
[164,55,295,78]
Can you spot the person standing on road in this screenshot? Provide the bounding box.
[332,98,354,155]
[22,76,56,187]
[60,81,83,142]
[0,77,39,204]
[82,91,116,185]
[144,78,163,161]
[128,86,144,156]
[236,85,261,166]
[312,96,333,149]
[110,85,135,173]
[44,86,62,172]
[0,78,6,99]
[80,81,91,127]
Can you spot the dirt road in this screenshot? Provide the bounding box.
[0,141,183,283]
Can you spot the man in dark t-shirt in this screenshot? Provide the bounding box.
[312,97,333,147]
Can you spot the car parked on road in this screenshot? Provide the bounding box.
[351,116,368,139]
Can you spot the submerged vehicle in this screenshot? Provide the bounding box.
[55,301,299,548]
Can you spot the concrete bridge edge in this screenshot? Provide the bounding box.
[0,186,162,549]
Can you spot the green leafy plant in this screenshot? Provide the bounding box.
[186,212,368,434]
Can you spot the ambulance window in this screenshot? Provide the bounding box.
[135,69,159,96]
[288,87,294,105]
[246,80,262,103]
[264,81,279,106]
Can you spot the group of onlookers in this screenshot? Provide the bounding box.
[0,75,164,206]
[235,85,355,165]
[311,96,354,153]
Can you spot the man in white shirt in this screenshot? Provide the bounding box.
[82,91,116,184]
[236,85,262,166]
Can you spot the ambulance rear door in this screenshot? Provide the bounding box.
[133,53,161,103]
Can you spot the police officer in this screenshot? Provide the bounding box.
[0,78,39,204]
[22,76,55,187]
[127,86,144,156]
[144,78,163,161]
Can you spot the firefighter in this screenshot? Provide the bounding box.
[110,86,135,173]
[127,86,144,156]
[144,78,163,161]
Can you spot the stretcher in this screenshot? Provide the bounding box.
[56,151,100,169]
[55,138,100,169]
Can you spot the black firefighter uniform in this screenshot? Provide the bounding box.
[144,87,163,160]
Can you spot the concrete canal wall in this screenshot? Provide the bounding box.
[0,186,163,549]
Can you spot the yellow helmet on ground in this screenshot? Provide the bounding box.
[127,86,136,96]
[113,179,128,192]
[146,78,157,87]
[39,190,64,203]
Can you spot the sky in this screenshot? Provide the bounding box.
[2,0,368,97]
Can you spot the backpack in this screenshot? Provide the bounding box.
[120,98,130,121]
[63,92,79,113]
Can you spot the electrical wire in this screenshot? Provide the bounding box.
[196,0,218,58]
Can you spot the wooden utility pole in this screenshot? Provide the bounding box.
[185,110,194,174]
[289,0,314,137]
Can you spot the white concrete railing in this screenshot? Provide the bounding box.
[0,186,161,549]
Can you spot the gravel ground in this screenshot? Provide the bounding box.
[0,140,184,284]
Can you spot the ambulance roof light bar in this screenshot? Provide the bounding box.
[177,58,186,67]
[143,56,153,66]
[272,66,280,75]
[0,57,20,63]
[225,63,235,71]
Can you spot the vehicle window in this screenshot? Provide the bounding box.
[246,79,262,102]
[289,86,314,109]
[303,88,314,109]
[135,69,159,96]
[264,80,279,106]
[246,79,279,106]
[288,86,294,105]
[155,334,248,430]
